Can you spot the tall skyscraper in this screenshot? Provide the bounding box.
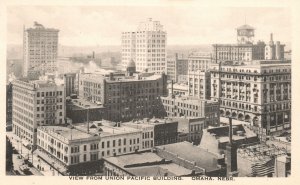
[121,18,167,74]
[23,22,59,78]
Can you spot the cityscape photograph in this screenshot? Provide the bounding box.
[5,5,292,178]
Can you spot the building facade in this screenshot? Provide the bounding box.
[167,83,188,96]
[210,60,291,134]
[264,33,285,60]
[78,72,167,122]
[122,121,155,151]
[166,53,188,82]
[188,52,212,72]
[37,121,143,175]
[212,25,266,63]
[66,98,107,123]
[6,83,13,128]
[64,73,77,97]
[161,96,220,127]
[174,117,205,145]
[23,22,59,78]
[121,18,167,74]
[12,79,65,146]
[188,70,211,99]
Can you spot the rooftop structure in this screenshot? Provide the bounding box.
[237,143,289,177]
[66,98,107,124]
[104,152,195,176]
[199,124,259,155]
[155,142,225,176]
[167,83,188,96]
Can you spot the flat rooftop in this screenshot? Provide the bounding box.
[81,72,162,82]
[73,121,141,137]
[156,142,221,172]
[162,95,218,104]
[206,124,257,143]
[38,125,94,141]
[67,98,104,109]
[105,152,192,176]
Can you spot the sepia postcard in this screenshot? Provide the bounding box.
[0,0,299,185]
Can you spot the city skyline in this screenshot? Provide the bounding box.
[7,6,291,47]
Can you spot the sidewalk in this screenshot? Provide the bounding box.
[35,149,67,175]
[7,132,63,176]
[6,132,43,176]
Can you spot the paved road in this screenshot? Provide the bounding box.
[7,132,59,176]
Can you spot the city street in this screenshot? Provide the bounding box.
[7,132,60,176]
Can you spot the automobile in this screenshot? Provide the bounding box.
[19,164,32,175]
[14,170,21,175]
[13,149,18,154]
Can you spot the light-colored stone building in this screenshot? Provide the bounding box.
[210,60,291,134]
[23,22,59,78]
[12,78,65,146]
[121,18,167,74]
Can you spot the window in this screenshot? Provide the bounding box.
[107,141,110,148]
[84,145,86,151]
[90,153,98,161]
[118,139,121,146]
[83,154,86,162]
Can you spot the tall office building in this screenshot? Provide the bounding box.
[210,60,291,135]
[121,18,167,74]
[23,22,59,78]
[12,78,65,146]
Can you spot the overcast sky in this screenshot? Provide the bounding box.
[7,6,291,46]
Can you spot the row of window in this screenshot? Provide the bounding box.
[37,91,63,97]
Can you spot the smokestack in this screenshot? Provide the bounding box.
[92,51,95,59]
[226,116,238,177]
[171,80,174,95]
[269,33,274,45]
[229,117,233,144]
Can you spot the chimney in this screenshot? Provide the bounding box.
[92,51,95,59]
[171,80,174,98]
[229,117,233,144]
[226,117,238,177]
[109,73,113,80]
[269,33,274,45]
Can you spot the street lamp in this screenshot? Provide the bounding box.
[52,162,55,176]
[20,135,23,155]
